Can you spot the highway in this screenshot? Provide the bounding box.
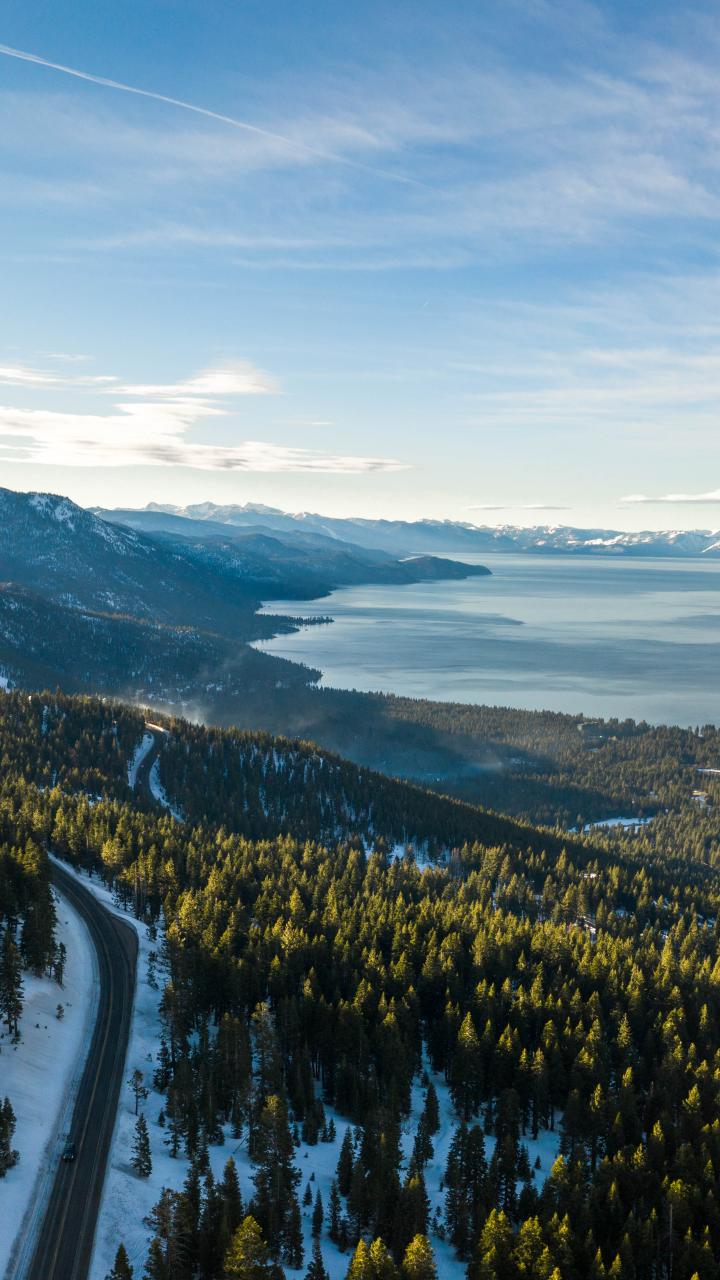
[24,862,138,1280]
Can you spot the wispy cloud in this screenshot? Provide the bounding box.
[461,331,720,435]
[0,401,405,472]
[622,490,720,505]
[0,357,404,473]
[0,43,423,188]
[114,362,278,397]
[0,364,117,388]
[8,26,720,258]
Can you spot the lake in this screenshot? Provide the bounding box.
[254,554,720,727]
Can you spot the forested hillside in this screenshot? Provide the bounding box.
[1,690,720,1277]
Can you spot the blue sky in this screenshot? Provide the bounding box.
[1,0,720,527]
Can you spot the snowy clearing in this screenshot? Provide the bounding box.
[127,731,155,789]
[2,887,98,1280]
[587,815,653,830]
[569,815,654,833]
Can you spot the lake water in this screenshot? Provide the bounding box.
[254,554,720,727]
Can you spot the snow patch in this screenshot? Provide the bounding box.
[585,815,653,832]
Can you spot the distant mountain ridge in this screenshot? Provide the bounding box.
[125,501,720,557]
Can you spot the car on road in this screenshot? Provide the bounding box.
[62,1140,76,1163]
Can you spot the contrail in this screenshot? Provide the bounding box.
[0,41,426,187]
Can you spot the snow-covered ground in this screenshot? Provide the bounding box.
[587,815,653,831]
[127,731,155,789]
[569,815,654,833]
[24,860,561,1280]
[2,887,98,1280]
[80,890,558,1280]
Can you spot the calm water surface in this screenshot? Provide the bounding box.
[254,555,720,727]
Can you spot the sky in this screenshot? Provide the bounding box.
[1,0,720,529]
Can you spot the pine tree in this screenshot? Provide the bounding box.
[451,1014,483,1119]
[305,1237,329,1280]
[345,1239,373,1280]
[368,1238,398,1280]
[469,1210,515,1280]
[514,1217,553,1279]
[54,941,67,987]
[395,1171,429,1256]
[410,1117,433,1171]
[0,1098,19,1176]
[224,1215,276,1279]
[198,1168,225,1280]
[401,1235,437,1280]
[0,931,23,1040]
[174,1159,202,1277]
[129,1068,149,1116]
[285,1196,304,1269]
[106,1243,134,1280]
[142,1239,168,1280]
[153,1038,173,1092]
[312,1190,324,1238]
[221,1157,244,1236]
[328,1180,342,1243]
[337,1128,355,1197]
[251,1094,300,1260]
[422,1083,440,1136]
[131,1113,152,1178]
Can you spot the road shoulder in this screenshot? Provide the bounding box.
[3,886,99,1280]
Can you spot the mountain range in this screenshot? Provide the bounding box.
[95,500,720,557]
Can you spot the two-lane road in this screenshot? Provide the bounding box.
[132,724,171,811]
[25,863,137,1280]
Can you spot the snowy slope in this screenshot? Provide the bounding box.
[2,888,98,1279]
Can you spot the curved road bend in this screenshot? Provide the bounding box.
[26,863,138,1280]
[134,725,169,808]
[133,731,162,805]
